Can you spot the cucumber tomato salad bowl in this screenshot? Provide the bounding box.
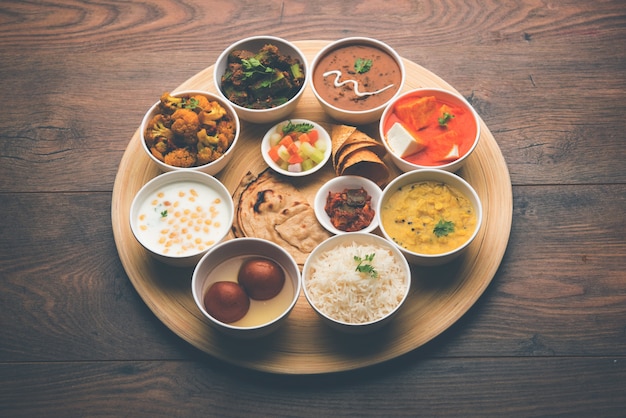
[261,119,331,177]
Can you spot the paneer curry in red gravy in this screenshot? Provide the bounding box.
[382,93,478,166]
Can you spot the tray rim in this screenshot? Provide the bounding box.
[111,40,512,374]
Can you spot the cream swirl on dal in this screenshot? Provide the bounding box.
[322,70,395,97]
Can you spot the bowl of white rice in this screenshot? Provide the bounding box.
[302,232,411,333]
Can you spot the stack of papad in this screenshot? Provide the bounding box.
[232,169,331,265]
[330,125,389,187]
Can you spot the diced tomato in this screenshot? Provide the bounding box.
[307,129,319,143]
[298,132,311,143]
[288,153,303,164]
[279,135,293,147]
[288,142,300,155]
[267,145,281,163]
[297,129,319,145]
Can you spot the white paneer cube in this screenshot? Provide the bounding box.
[441,144,459,161]
[385,122,426,157]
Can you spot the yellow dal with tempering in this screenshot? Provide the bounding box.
[381,181,477,255]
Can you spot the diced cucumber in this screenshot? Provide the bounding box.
[277,145,290,162]
[314,140,327,152]
[301,159,315,172]
[309,149,325,164]
[269,132,282,147]
[299,141,316,157]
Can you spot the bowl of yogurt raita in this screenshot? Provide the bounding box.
[129,171,234,267]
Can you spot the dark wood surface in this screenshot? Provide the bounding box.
[1,1,624,416]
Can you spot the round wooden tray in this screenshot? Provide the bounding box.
[111,40,512,374]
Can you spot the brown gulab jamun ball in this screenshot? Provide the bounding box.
[238,258,285,300]
[204,281,250,323]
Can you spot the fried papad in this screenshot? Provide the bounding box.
[330,124,357,169]
[339,149,390,187]
[335,141,386,174]
[330,124,390,186]
[233,169,331,265]
[339,130,386,155]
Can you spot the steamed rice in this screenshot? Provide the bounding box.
[305,241,407,324]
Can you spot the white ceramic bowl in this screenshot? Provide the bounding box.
[140,90,240,176]
[191,237,301,339]
[129,171,234,267]
[313,175,382,235]
[377,169,483,266]
[261,119,331,177]
[213,36,308,124]
[302,232,411,334]
[379,88,480,173]
[310,37,405,125]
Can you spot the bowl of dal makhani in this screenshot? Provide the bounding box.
[302,232,411,333]
[310,37,405,125]
[380,88,480,173]
[377,169,482,266]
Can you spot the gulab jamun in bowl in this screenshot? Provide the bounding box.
[191,237,301,338]
[379,88,481,173]
[310,37,405,125]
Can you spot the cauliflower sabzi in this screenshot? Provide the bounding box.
[145,92,236,168]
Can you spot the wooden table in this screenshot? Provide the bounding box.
[1,1,624,416]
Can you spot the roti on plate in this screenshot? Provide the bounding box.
[232,169,331,265]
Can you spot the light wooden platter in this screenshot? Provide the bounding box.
[111,40,512,374]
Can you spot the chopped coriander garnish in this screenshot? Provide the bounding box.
[160,210,168,218]
[438,112,455,127]
[258,78,274,88]
[354,58,373,74]
[433,219,455,237]
[241,57,274,79]
[281,120,314,135]
[354,253,378,278]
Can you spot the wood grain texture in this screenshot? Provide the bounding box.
[1,358,625,418]
[1,0,626,415]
